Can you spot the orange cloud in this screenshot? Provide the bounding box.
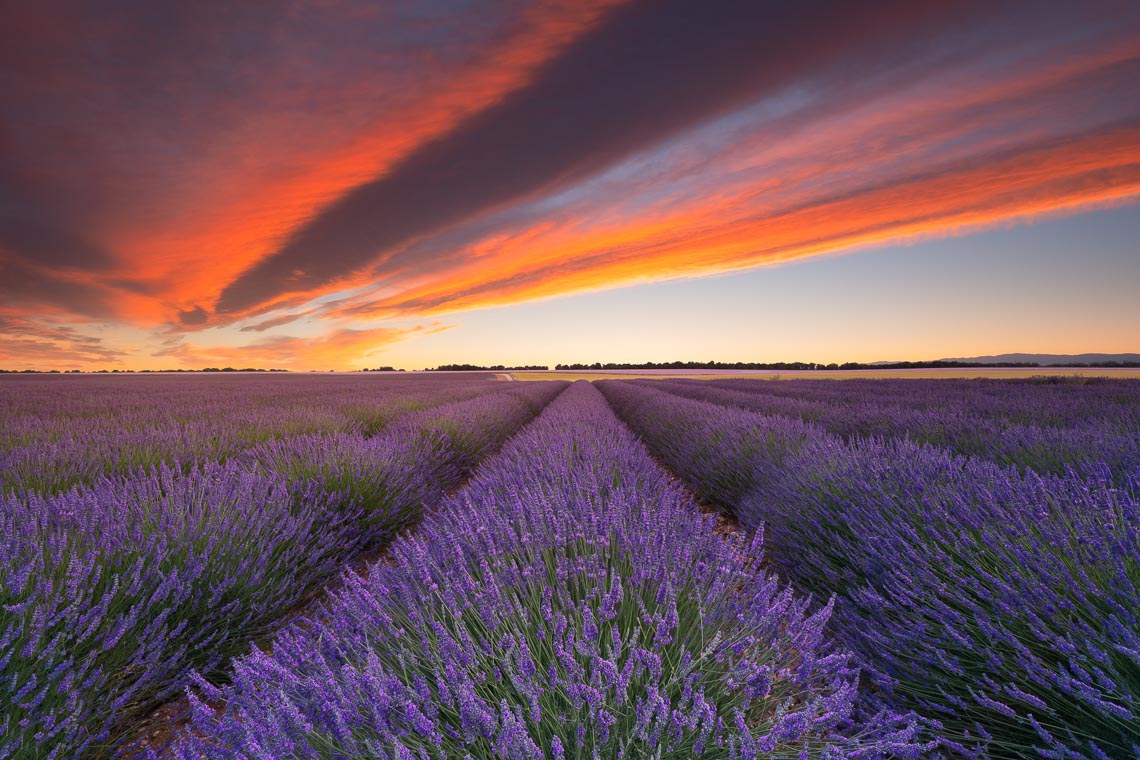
[331,95,1140,318]
[92,0,625,325]
[0,313,127,369]
[249,17,1140,324]
[153,323,452,370]
[1,0,624,326]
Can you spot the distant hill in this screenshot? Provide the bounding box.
[939,353,1140,365]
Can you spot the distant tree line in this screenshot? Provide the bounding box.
[6,360,1139,375]
[195,367,290,372]
[553,360,1140,370]
[425,364,548,372]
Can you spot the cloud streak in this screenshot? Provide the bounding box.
[1,0,618,323]
[325,32,1140,319]
[216,0,968,313]
[155,324,452,370]
[0,315,126,368]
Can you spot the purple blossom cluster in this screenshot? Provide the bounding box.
[1,377,565,758]
[643,377,1140,482]
[167,381,932,758]
[3,464,347,758]
[599,379,1140,757]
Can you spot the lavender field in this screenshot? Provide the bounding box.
[2,374,1138,758]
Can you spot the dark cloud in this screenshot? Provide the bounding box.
[0,256,117,318]
[0,3,289,278]
[351,119,1140,317]
[0,0,554,311]
[177,306,209,326]
[217,0,982,313]
[0,202,113,271]
[0,138,117,271]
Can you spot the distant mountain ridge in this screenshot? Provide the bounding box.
[938,353,1140,365]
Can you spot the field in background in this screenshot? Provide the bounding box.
[509,367,1140,381]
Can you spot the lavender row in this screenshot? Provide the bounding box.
[645,379,1140,480]
[0,381,566,759]
[167,381,930,758]
[0,374,497,494]
[700,376,1140,428]
[598,380,1140,758]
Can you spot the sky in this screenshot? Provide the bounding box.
[1,1,1139,371]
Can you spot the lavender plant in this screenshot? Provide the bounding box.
[698,376,1140,429]
[599,379,1140,757]
[646,378,1140,482]
[169,382,930,758]
[748,437,1140,758]
[2,464,349,759]
[238,384,565,540]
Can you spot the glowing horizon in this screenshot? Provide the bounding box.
[2,1,1139,371]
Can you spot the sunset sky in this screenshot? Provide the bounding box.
[2,1,1139,370]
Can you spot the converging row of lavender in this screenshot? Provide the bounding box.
[0,374,499,494]
[642,377,1140,481]
[599,379,1139,757]
[2,376,566,758]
